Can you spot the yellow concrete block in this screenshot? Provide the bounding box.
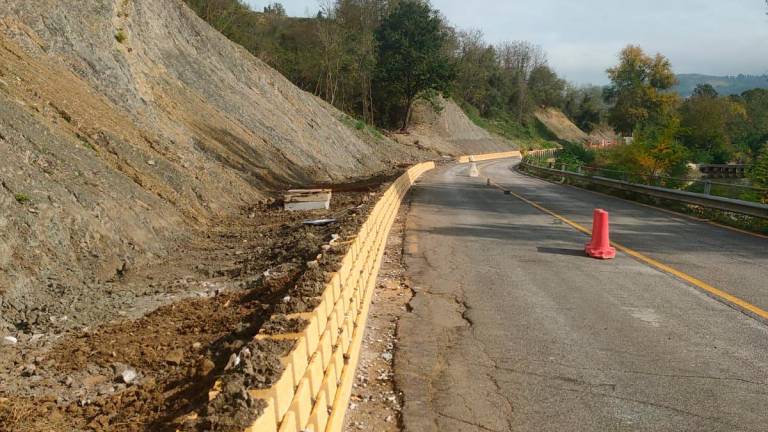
[243,396,278,432]
[330,274,341,302]
[288,336,310,386]
[330,295,347,331]
[305,351,325,400]
[278,410,297,432]
[250,361,294,424]
[286,373,313,430]
[346,294,359,321]
[237,159,439,432]
[319,359,339,406]
[307,388,329,432]
[338,317,351,354]
[317,326,334,371]
[313,292,331,331]
[338,255,351,281]
[327,309,341,348]
[296,312,322,360]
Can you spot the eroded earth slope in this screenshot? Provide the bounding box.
[0,0,433,332]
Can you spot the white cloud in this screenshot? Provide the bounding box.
[251,0,768,83]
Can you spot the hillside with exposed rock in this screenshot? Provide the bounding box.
[0,0,440,332]
[394,95,516,154]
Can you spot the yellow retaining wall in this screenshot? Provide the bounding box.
[456,150,521,164]
[225,161,434,432]
[226,150,520,432]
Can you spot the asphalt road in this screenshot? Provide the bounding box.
[396,159,768,432]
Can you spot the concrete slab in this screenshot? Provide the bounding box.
[284,189,332,211]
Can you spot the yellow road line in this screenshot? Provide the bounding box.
[513,163,768,240]
[493,182,768,322]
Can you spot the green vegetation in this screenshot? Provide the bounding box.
[182,0,586,141]
[373,1,455,129]
[603,45,678,135]
[182,2,766,165]
[552,45,767,188]
[562,85,606,133]
[341,114,385,141]
[460,102,558,150]
[114,30,127,43]
[749,146,768,189]
[674,74,768,97]
[14,193,30,203]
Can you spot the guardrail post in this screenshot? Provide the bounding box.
[704,181,712,195]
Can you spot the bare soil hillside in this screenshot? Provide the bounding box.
[0,1,440,429]
[534,107,589,143]
[0,0,434,333]
[393,96,516,155]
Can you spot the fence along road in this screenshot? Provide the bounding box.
[396,158,768,432]
[486,158,768,318]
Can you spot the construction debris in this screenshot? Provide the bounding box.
[303,218,337,226]
[284,189,332,211]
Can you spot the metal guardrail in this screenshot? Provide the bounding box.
[525,150,764,200]
[520,161,768,219]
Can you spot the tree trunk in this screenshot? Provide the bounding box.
[402,97,413,131]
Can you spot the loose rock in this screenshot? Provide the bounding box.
[165,349,184,365]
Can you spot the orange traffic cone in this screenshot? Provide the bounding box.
[585,209,616,259]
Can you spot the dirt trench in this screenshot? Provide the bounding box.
[0,177,395,432]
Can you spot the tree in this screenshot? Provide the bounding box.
[561,85,606,133]
[603,45,679,134]
[497,41,547,121]
[604,116,688,178]
[749,146,768,190]
[692,83,718,99]
[730,89,768,162]
[263,2,286,16]
[453,30,499,114]
[373,0,455,129]
[678,86,739,163]
[574,93,602,132]
[528,65,566,108]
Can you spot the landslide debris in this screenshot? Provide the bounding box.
[533,107,589,143]
[0,0,438,430]
[0,0,435,335]
[0,188,385,431]
[393,95,517,155]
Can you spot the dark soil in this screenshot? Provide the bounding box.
[0,184,392,432]
[259,315,309,335]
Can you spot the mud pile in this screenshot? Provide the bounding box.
[0,0,436,332]
[0,189,383,431]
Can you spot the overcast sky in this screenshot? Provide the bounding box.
[246,0,768,85]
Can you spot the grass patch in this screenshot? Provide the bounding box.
[76,134,96,151]
[341,115,385,140]
[457,101,560,151]
[14,193,30,203]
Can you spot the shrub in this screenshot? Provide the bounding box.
[115,30,127,44]
[14,193,30,203]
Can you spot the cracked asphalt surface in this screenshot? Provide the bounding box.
[396,159,768,432]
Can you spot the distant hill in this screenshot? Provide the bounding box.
[674,74,768,97]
